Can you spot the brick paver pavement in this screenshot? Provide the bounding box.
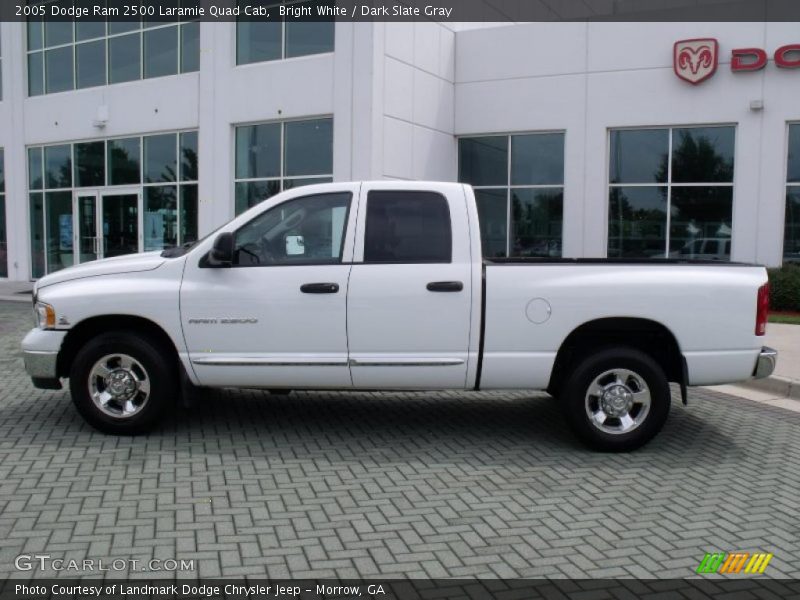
[0,301,798,579]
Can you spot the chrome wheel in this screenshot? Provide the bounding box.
[584,368,651,435]
[88,353,151,419]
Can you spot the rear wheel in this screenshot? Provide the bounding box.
[561,347,670,451]
[69,332,176,435]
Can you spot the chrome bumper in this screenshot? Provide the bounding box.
[753,346,778,379]
[23,349,59,379]
[21,328,67,388]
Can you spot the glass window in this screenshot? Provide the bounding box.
[669,187,733,259]
[235,180,280,216]
[109,21,140,36]
[144,185,178,251]
[28,148,43,190]
[458,137,508,187]
[45,46,74,93]
[180,22,200,73]
[284,119,333,176]
[108,138,141,185]
[671,127,734,183]
[109,33,141,84]
[44,145,72,189]
[180,185,199,244]
[236,123,280,180]
[0,148,4,192]
[76,40,106,89]
[286,20,335,58]
[30,193,45,279]
[144,134,177,183]
[45,22,73,48]
[27,20,44,51]
[609,129,668,184]
[511,189,564,257]
[234,118,334,215]
[511,134,564,186]
[364,191,452,263]
[608,126,735,260]
[784,124,800,261]
[608,186,668,259]
[28,52,44,96]
[233,192,351,266]
[144,26,179,79]
[236,21,281,65]
[45,191,74,273]
[76,21,106,42]
[459,132,565,258]
[180,131,198,181]
[74,141,105,187]
[475,189,508,259]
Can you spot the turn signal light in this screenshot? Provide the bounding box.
[34,302,56,330]
[755,282,769,336]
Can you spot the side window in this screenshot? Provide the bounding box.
[233,192,350,266]
[364,191,452,263]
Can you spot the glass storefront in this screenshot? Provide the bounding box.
[28,131,198,277]
[27,19,199,96]
[234,118,333,215]
[608,126,735,260]
[459,133,565,258]
[785,124,800,262]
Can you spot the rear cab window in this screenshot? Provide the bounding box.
[363,191,452,263]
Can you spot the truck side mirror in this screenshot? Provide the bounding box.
[206,232,234,267]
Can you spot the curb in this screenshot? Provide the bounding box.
[739,376,800,401]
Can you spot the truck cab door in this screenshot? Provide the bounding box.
[346,183,479,389]
[179,184,359,389]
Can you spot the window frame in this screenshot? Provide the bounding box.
[606,123,737,260]
[362,190,453,265]
[231,191,353,268]
[458,131,566,258]
[233,116,334,216]
[25,19,199,97]
[0,147,6,278]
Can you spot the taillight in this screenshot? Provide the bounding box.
[755,282,769,336]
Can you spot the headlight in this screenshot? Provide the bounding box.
[34,302,56,329]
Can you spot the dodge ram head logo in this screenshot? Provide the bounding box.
[674,38,719,84]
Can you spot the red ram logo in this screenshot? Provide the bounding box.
[674,38,719,84]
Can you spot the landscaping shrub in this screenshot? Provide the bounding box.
[768,263,800,312]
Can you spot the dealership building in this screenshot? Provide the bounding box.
[0,19,798,281]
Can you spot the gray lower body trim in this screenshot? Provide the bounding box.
[752,346,777,379]
[349,359,465,367]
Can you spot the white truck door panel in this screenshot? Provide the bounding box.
[347,185,474,389]
[180,186,359,388]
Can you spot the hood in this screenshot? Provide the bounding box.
[35,251,167,290]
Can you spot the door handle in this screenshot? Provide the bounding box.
[426,281,464,292]
[300,283,340,294]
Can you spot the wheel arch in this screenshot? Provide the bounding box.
[57,315,181,379]
[548,317,685,400]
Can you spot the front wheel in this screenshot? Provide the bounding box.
[561,347,671,452]
[69,332,176,435]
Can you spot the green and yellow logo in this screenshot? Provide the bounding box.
[696,552,773,574]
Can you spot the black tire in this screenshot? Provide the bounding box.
[561,346,670,452]
[69,331,176,435]
[268,389,292,396]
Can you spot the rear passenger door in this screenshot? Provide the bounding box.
[346,185,473,389]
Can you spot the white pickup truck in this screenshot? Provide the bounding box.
[22,182,776,451]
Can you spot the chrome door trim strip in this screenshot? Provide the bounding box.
[192,358,348,367]
[348,359,465,367]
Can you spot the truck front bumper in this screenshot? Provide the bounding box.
[21,328,67,389]
[752,346,778,379]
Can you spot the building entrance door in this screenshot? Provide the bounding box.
[73,189,141,264]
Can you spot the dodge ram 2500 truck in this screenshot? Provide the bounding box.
[22,182,777,451]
